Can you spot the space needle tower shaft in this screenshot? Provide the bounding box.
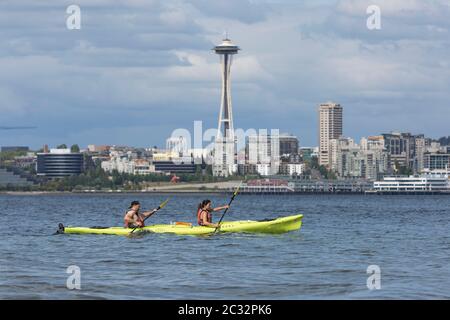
[212,37,240,177]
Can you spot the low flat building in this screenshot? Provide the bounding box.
[153,161,196,174]
[134,160,155,175]
[14,153,37,168]
[279,163,305,176]
[424,152,450,171]
[36,149,84,178]
[373,170,450,192]
[1,146,29,152]
[87,145,110,153]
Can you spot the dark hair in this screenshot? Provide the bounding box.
[198,199,211,211]
[129,201,140,208]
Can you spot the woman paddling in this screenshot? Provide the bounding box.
[124,201,157,228]
[197,199,229,228]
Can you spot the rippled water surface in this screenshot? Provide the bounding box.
[1,193,449,299]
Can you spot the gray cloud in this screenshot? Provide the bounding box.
[187,0,270,24]
[0,0,449,149]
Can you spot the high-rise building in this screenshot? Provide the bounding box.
[212,37,240,177]
[414,136,426,173]
[318,102,343,167]
[329,136,389,180]
[381,132,424,171]
[329,137,356,173]
[360,136,389,180]
[279,134,300,158]
[245,133,280,176]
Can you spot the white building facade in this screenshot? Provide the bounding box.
[374,170,450,192]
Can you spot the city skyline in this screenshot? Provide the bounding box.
[1,0,450,149]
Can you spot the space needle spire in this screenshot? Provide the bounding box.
[212,36,240,177]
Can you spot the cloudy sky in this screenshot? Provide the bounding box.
[1,0,449,149]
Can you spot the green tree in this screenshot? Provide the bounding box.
[318,165,337,180]
[70,144,80,153]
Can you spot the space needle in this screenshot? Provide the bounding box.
[212,36,240,177]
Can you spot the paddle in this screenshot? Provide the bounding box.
[130,198,170,234]
[214,182,242,233]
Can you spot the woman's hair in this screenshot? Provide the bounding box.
[198,199,211,211]
[129,200,140,208]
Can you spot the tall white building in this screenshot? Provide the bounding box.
[319,102,343,168]
[246,133,280,176]
[329,137,356,173]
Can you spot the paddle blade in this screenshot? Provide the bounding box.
[158,198,170,210]
[233,181,243,196]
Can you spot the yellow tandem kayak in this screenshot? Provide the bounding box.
[59,214,303,236]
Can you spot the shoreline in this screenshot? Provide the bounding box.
[2,190,450,195]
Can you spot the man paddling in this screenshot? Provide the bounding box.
[124,201,157,228]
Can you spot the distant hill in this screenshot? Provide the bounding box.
[437,136,450,146]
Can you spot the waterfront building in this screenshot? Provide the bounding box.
[36,148,84,178]
[238,179,294,193]
[237,178,372,194]
[424,152,450,171]
[212,37,240,177]
[319,102,343,168]
[290,179,372,193]
[373,170,450,192]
